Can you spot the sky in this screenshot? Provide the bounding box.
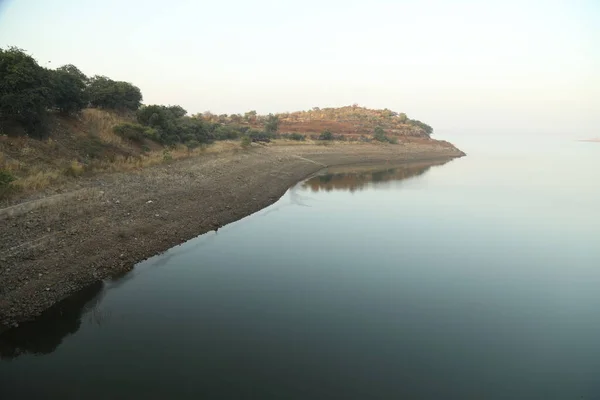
[0,0,598,135]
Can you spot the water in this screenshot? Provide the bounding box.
[1,135,599,399]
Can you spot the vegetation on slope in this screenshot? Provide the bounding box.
[0,46,438,200]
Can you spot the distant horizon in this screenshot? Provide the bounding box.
[1,0,598,136]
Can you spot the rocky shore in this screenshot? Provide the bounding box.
[0,141,464,330]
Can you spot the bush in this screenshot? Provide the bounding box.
[248,130,273,142]
[288,133,305,141]
[373,126,396,143]
[319,130,333,141]
[113,123,148,142]
[214,125,241,140]
[0,169,16,188]
[408,119,433,135]
[240,136,251,148]
[264,113,279,133]
[185,140,201,150]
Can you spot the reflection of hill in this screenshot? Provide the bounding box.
[0,281,104,360]
[303,160,449,192]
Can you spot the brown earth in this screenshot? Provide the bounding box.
[0,141,464,331]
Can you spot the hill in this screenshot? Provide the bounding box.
[201,105,434,140]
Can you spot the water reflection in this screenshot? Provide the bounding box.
[303,160,450,192]
[0,281,105,359]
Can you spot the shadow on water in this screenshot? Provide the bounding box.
[0,281,105,360]
[303,159,452,192]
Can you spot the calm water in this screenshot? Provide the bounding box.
[1,135,599,399]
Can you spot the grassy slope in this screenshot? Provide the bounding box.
[0,109,223,203]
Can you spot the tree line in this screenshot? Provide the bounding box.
[1,46,433,145]
[0,47,142,137]
[0,47,284,146]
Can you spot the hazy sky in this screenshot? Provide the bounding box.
[0,0,598,135]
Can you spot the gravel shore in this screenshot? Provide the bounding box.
[0,141,464,330]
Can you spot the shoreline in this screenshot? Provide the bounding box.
[0,141,464,330]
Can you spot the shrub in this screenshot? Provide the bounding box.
[185,140,201,150]
[247,130,272,142]
[240,136,251,148]
[288,133,305,141]
[373,126,396,143]
[113,123,148,142]
[0,169,16,189]
[264,113,279,133]
[319,130,333,141]
[214,125,241,140]
[162,149,173,162]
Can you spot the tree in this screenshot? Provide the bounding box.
[0,47,53,137]
[373,126,387,142]
[167,105,187,118]
[50,64,88,114]
[264,113,279,133]
[86,76,142,111]
[137,104,211,145]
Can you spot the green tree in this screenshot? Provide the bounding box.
[168,105,187,118]
[50,64,88,114]
[86,76,142,111]
[373,126,387,141]
[264,113,279,133]
[0,47,53,137]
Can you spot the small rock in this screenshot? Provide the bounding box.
[155,214,160,217]
[147,200,153,204]
[120,254,124,258]
[45,287,50,291]
[38,273,43,277]
[115,200,120,204]
[47,227,51,232]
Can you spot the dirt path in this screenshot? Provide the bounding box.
[0,142,464,330]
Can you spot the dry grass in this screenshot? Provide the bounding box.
[0,153,21,173]
[80,108,130,147]
[15,170,63,191]
[64,160,85,177]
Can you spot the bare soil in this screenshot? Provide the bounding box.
[0,141,464,330]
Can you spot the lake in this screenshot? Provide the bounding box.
[1,134,599,399]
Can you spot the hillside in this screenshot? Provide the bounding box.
[1,47,448,203]
[202,105,434,139]
[1,104,449,204]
